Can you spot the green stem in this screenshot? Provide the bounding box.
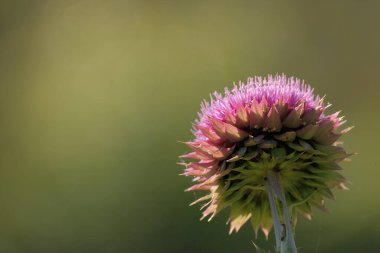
[265,170,297,253]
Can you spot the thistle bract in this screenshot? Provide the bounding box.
[180,75,352,240]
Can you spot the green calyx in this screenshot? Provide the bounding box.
[202,134,351,236]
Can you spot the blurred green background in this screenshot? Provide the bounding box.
[0,1,379,252]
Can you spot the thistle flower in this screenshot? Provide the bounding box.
[179,74,352,252]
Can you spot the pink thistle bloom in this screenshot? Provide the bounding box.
[180,74,352,252]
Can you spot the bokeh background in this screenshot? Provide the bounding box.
[0,1,379,252]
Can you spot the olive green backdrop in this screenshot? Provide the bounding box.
[0,1,379,252]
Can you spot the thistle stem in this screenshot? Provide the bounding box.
[265,170,297,253]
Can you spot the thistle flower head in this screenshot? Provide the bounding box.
[180,74,352,238]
